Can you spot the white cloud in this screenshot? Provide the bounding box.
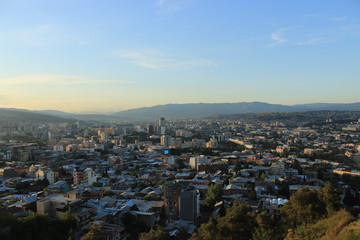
[116,49,214,69]
[0,75,130,85]
[269,28,289,47]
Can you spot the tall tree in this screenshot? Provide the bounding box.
[318,183,340,216]
[217,200,255,240]
[205,184,223,208]
[281,187,325,227]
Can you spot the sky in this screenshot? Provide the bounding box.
[0,0,360,113]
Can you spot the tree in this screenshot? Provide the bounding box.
[318,183,340,216]
[190,218,219,240]
[59,211,77,236]
[216,200,255,240]
[103,190,115,197]
[252,211,275,240]
[255,211,274,229]
[205,184,223,208]
[281,187,325,227]
[252,227,274,240]
[343,187,355,207]
[138,227,170,240]
[81,223,104,240]
[190,201,255,240]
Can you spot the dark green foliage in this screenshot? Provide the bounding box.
[15,181,31,191]
[281,184,340,228]
[190,200,255,240]
[121,212,147,240]
[81,223,104,240]
[16,179,50,193]
[205,184,223,208]
[343,187,355,207]
[138,227,170,240]
[284,210,360,240]
[340,174,360,190]
[318,183,340,215]
[103,190,115,197]
[281,187,325,227]
[252,227,274,240]
[0,211,76,240]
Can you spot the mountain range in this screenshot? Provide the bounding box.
[1,101,360,121]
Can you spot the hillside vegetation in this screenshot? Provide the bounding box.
[285,209,360,240]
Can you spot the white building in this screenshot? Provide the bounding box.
[189,155,211,169]
[35,169,55,185]
[73,168,97,186]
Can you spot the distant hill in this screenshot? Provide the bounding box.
[34,110,116,121]
[206,110,360,126]
[0,109,74,123]
[111,102,294,120]
[111,102,360,121]
[2,102,360,121]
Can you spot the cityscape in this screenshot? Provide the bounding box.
[1,0,360,240]
[0,108,360,239]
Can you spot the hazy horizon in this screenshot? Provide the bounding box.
[1,0,359,112]
[2,100,360,115]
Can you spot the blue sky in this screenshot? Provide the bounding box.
[0,0,359,113]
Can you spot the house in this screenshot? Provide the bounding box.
[48,180,69,194]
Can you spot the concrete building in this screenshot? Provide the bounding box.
[35,168,55,184]
[73,167,97,186]
[37,194,96,229]
[164,181,183,220]
[189,155,210,169]
[179,186,200,224]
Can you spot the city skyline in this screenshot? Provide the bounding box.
[1,0,360,113]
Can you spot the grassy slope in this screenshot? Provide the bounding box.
[288,210,360,240]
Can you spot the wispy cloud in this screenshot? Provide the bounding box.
[333,16,349,22]
[115,49,215,69]
[155,0,196,14]
[295,38,325,45]
[269,28,289,47]
[0,75,130,85]
[12,24,90,47]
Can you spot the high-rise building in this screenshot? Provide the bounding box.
[179,186,200,224]
[73,167,97,186]
[163,181,199,223]
[160,135,170,147]
[159,117,166,127]
[148,125,154,135]
[164,181,182,220]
